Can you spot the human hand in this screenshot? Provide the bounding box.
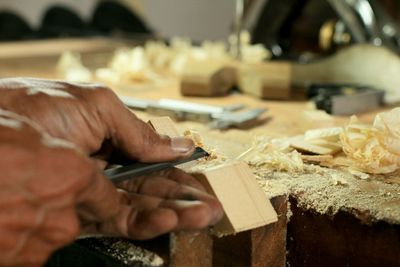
[0,110,223,267]
[0,77,194,163]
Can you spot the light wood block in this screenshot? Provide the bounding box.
[148,116,180,137]
[180,61,237,97]
[239,62,292,100]
[194,162,278,235]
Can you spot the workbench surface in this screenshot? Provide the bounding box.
[2,39,400,267]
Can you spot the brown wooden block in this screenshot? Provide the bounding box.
[251,196,287,267]
[213,195,287,267]
[169,230,213,267]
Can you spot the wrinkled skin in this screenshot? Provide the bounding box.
[0,78,223,267]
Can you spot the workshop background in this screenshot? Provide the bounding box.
[2,0,400,267]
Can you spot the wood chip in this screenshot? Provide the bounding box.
[301,154,333,163]
[291,136,341,155]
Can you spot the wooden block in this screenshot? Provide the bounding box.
[239,62,292,100]
[148,116,180,137]
[180,62,237,97]
[170,230,213,267]
[194,162,278,235]
[251,196,287,267]
[213,195,287,267]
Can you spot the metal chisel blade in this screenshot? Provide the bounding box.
[104,147,209,184]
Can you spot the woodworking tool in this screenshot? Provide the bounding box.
[104,147,209,184]
[328,0,400,52]
[234,0,244,59]
[119,96,266,129]
[307,83,384,115]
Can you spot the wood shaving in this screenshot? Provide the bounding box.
[340,110,400,174]
[301,154,333,163]
[57,35,270,87]
[57,51,92,82]
[348,168,370,180]
[184,129,226,162]
[290,135,341,155]
[304,127,342,141]
[237,136,305,173]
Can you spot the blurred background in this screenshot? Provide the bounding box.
[1,0,399,56]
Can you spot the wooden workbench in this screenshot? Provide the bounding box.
[1,39,400,267]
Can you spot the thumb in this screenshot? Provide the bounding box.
[109,109,195,162]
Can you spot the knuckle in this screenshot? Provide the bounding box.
[89,85,118,104]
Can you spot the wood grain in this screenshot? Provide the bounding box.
[169,230,213,267]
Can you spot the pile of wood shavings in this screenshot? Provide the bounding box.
[289,107,400,175]
[340,108,400,174]
[237,135,307,173]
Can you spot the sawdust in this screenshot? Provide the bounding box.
[185,128,400,224]
[254,165,400,224]
[80,237,163,267]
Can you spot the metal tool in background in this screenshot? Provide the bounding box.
[327,0,400,52]
[249,0,400,57]
[119,96,267,129]
[105,147,209,184]
[234,0,245,60]
[307,83,384,115]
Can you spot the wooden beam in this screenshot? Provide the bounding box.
[213,195,287,267]
[170,230,213,267]
[251,196,287,267]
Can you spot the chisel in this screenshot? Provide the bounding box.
[104,147,209,184]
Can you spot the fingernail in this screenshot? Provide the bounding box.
[171,137,194,154]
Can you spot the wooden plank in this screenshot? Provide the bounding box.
[0,38,131,59]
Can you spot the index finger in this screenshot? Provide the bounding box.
[66,83,196,163]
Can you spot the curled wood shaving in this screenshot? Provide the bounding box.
[57,51,92,82]
[237,136,305,173]
[340,111,400,174]
[183,129,226,163]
